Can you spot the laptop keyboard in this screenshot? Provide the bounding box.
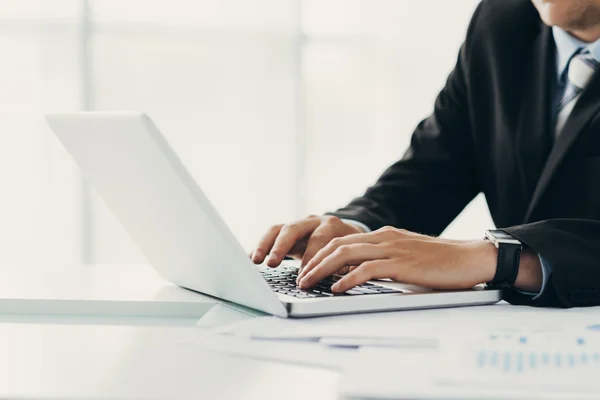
[258,264,402,299]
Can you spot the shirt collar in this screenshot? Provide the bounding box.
[553,26,600,81]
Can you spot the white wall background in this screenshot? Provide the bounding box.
[0,0,493,267]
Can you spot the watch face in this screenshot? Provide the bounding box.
[488,230,515,240]
[486,230,521,246]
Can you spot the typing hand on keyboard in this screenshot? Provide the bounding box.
[295,226,499,294]
[250,216,365,270]
[258,264,401,299]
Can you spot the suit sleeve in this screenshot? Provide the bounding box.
[502,219,600,308]
[512,256,552,298]
[327,2,485,236]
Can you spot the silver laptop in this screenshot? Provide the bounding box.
[45,112,501,318]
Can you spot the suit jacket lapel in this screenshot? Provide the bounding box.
[525,69,600,221]
[516,24,555,206]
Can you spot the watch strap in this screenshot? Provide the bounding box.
[487,241,521,289]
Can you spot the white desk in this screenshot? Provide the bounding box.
[2,264,597,399]
[0,323,340,400]
[0,263,341,399]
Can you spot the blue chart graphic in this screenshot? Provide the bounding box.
[475,334,600,374]
[476,349,600,373]
[587,325,600,332]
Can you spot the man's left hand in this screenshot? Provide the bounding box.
[296,226,498,293]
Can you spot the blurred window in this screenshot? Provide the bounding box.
[0,0,490,267]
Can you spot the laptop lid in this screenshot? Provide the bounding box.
[46,112,288,317]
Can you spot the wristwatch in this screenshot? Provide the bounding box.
[484,229,522,289]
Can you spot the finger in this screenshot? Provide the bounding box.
[300,225,335,269]
[252,225,283,264]
[331,260,394,292]
[267,217,321,267]
[288,241,308,259]
[297,231,382,282]
[335,265,353,275]
[299,243,387,289]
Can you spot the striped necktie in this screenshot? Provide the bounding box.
[555,50,600,136]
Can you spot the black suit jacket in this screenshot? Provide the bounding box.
[329,0,600,308]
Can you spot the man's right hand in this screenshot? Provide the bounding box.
[250,215,365,270]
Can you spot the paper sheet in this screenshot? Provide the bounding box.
[437,327,600,392]
[179,330,357,369]
[339,347,600,400]
[209,304,600,348]
[338,306,600,399]
[211,307,452,348]
[192,302,600,389]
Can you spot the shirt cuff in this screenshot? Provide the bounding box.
[513,255,552,299]
[341,219,371,233]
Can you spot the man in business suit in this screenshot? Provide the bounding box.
[251,0,600,308]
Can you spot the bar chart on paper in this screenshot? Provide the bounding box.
[439,329,600,392]
[475,338,600,374]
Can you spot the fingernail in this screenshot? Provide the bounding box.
[332,282,340,291]
[252,250,262,261]
[267,252,279,267]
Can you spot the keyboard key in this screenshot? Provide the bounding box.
[375,287,401,293]
[261,266,402,299]
[345,290,363,295]
[353,287,379,294]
